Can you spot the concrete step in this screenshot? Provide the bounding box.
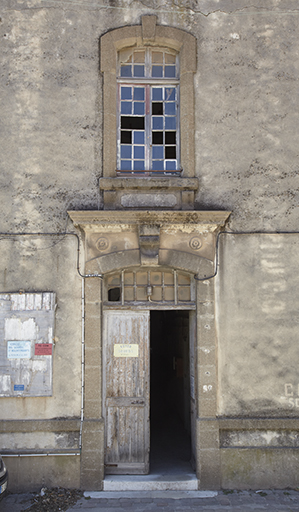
[102,473,199,491]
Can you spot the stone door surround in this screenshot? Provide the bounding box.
[69,210,230,490]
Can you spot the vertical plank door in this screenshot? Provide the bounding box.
[103,310,150,474]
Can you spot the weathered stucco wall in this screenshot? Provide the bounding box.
[1,0,299,230]
[217,234,299,418]
[1,0,299,492]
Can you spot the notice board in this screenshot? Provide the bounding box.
[0,293,55,397]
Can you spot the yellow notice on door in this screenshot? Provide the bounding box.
[114,344,139,357]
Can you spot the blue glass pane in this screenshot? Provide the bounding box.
[165,65,176,78]
[121,102,132,115]
[165,87,176,101]
[165,102,176,115]
[152,160,164,170]
[134,146,145,159]
[134,160,145,170]
[153,117,163,130]
[121,65,132,77]
[134,132,145,144]
[121,160,132,170]
[134,102,145,115]
[152,88,163,101]
[121,87,132,100]
[134,65,145,77]
[152,65,163,78]
[166,160,177,170]
[121,146,132,159]
[165,117,176,130]
[152,146,163,159]
[134,87,144,100]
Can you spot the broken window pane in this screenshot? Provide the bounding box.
[152,132,163,144]
[121,117,145,130]
[152,102,163,115]
[165,146,176,159]
[165,132,176,144]
[121,131,132,144]
[117,48,179,174]
[108,288,121,301]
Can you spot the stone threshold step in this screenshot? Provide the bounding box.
[103,474,198,491]
[84,490,218,499]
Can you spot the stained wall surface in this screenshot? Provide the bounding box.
[1,0,299,491]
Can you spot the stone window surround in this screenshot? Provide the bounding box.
[99,16,198,210]
[100,16,196,178]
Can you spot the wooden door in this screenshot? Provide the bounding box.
[103,310,150,474]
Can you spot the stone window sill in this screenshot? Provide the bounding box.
[99,177,198,191]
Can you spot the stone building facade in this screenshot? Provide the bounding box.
[1,0,299,492]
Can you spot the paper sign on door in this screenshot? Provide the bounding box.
[114,344,139,357]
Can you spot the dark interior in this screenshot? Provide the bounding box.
[150,310,193,473]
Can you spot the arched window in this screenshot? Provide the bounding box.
[100,16,196,180]
[117,47,180,175]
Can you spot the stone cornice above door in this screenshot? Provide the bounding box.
[68,210,230,275]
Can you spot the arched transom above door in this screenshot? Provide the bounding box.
[105,267,195,307]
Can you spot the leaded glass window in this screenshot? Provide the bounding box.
[117,48,180,175]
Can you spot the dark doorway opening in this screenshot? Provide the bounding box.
[150,310,194,474]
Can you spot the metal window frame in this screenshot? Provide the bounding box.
[105,269,194,306]
[117,47,181,175]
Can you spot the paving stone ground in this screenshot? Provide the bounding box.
[2,489,299,512]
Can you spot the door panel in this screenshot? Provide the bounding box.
[103,310,150,474]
